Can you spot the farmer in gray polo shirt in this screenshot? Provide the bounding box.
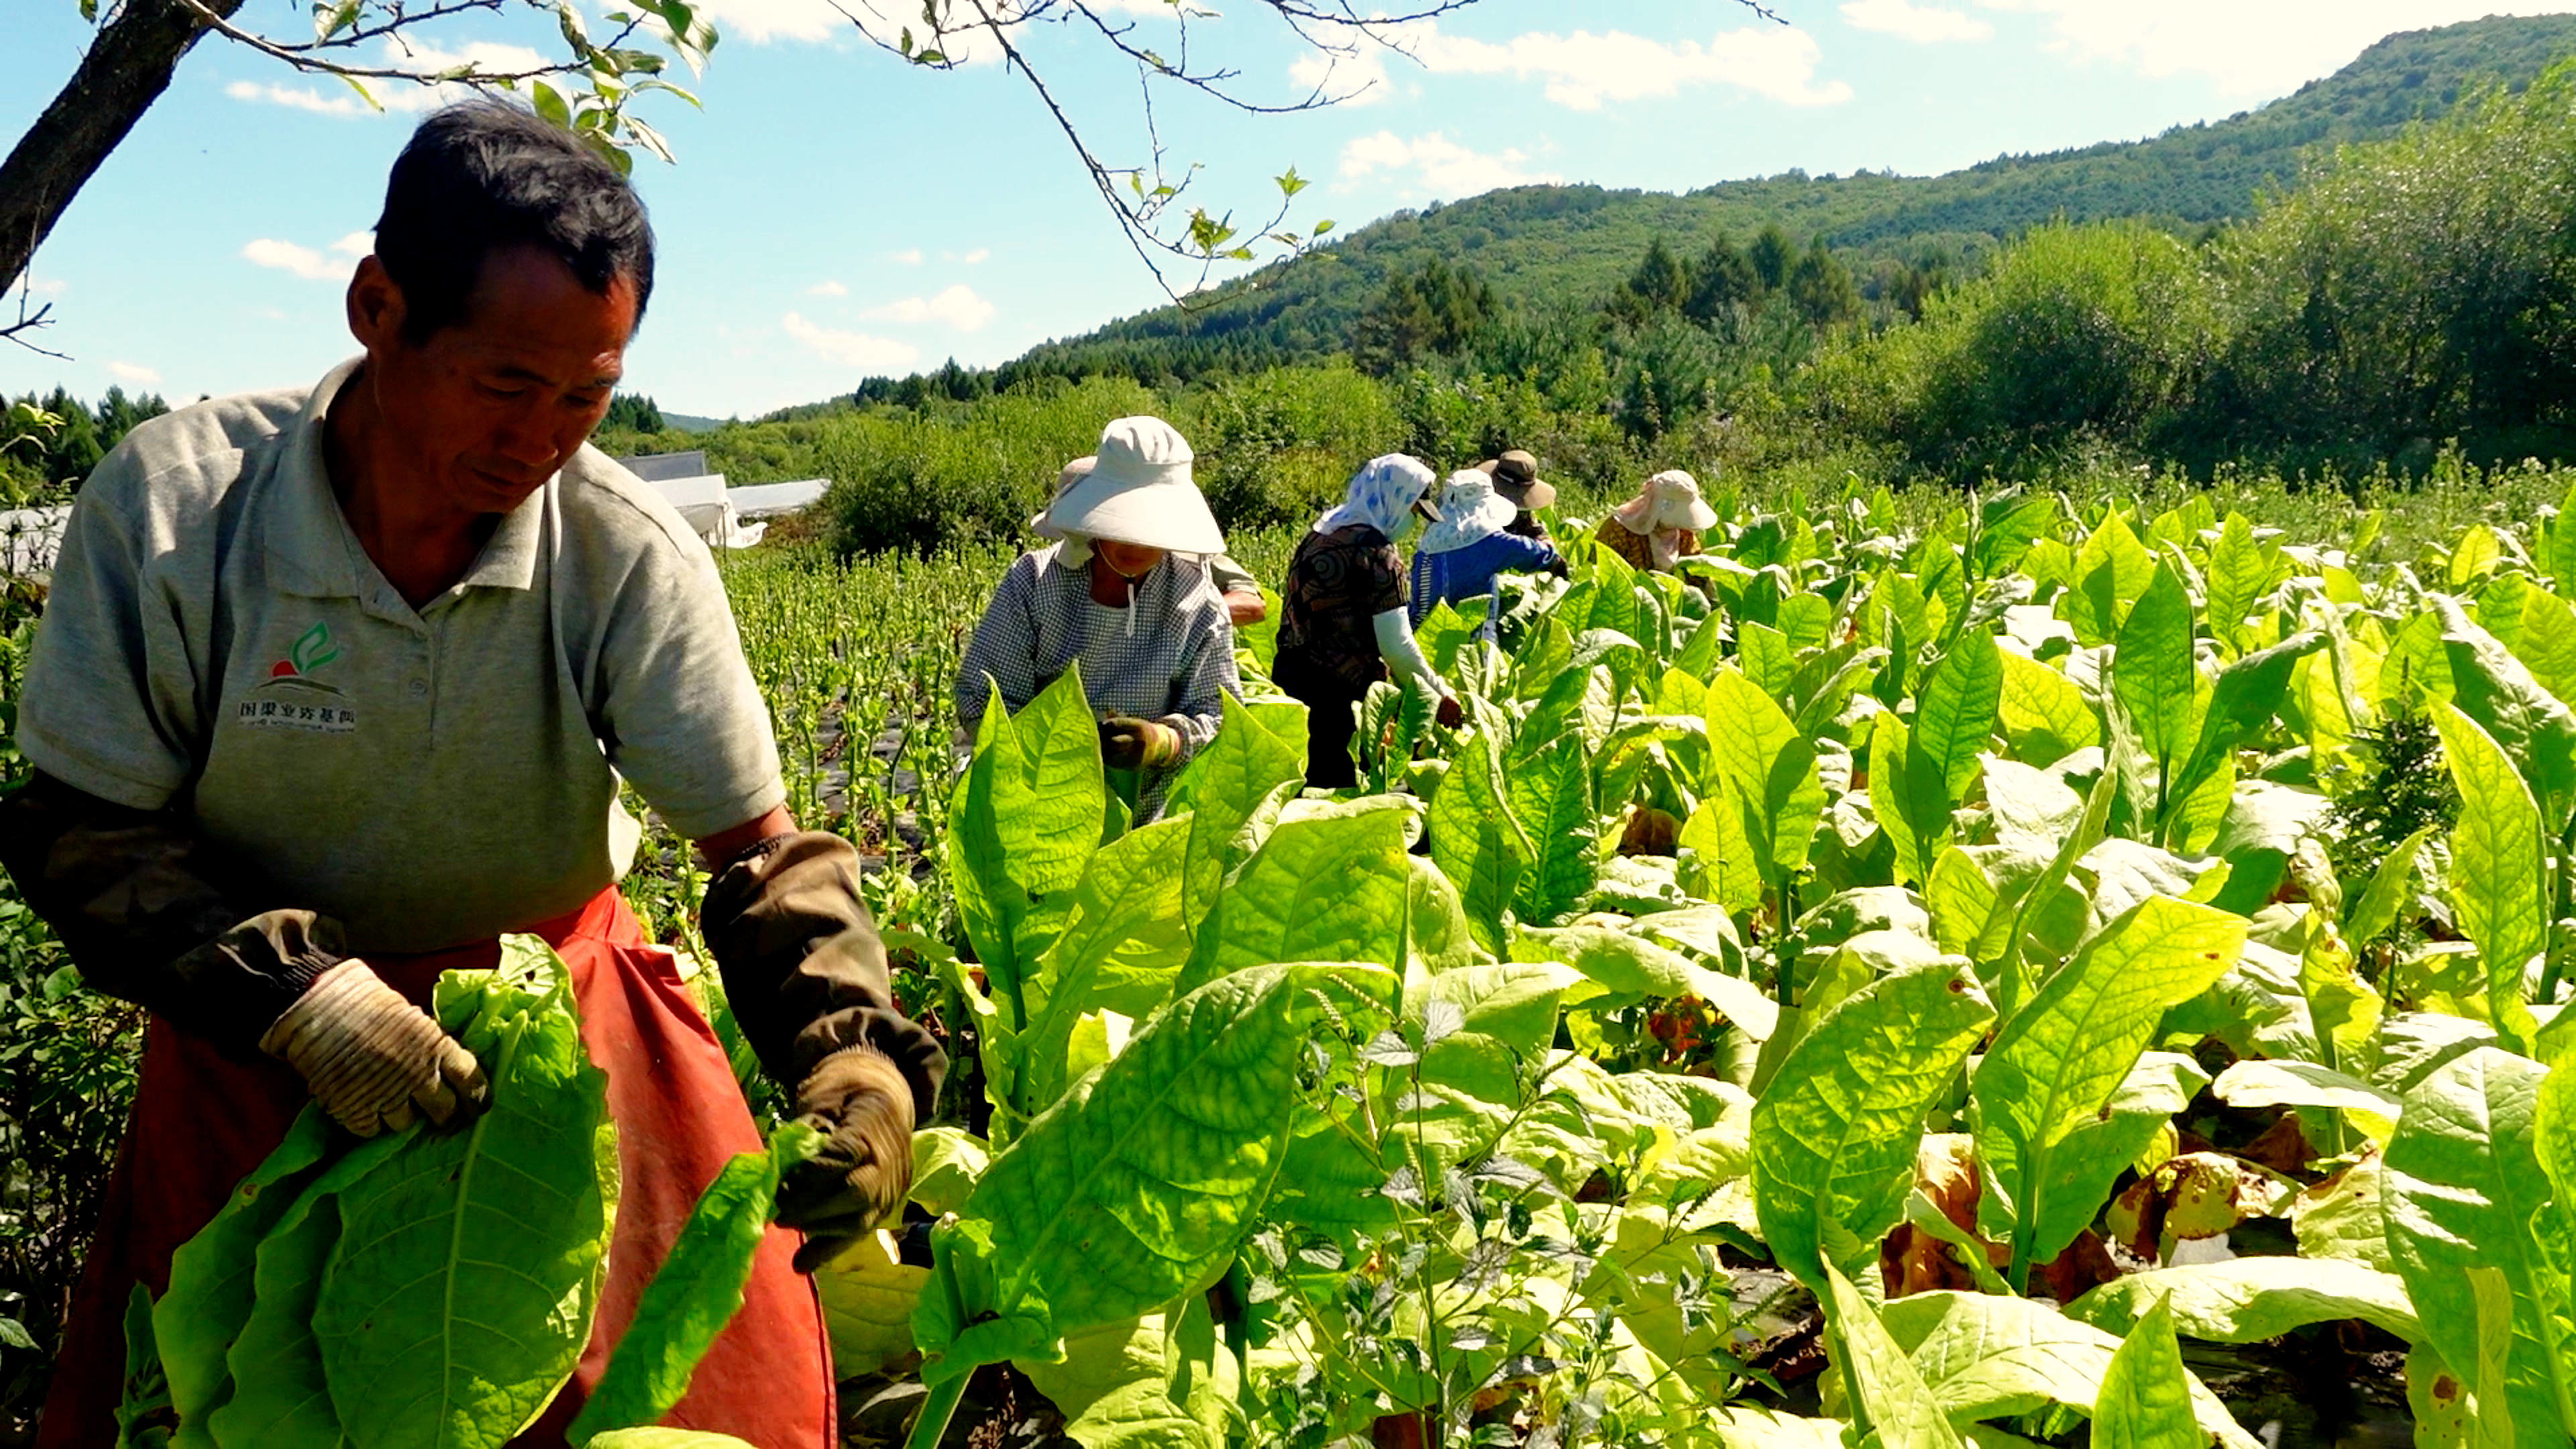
[0,102,934,1448]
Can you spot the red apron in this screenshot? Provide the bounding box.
[38,888,837,1448]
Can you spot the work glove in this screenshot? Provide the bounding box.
[776,1044,917,1272]
[1099,714,1183,771]
[260,959,490,1136]
[1435,694,1465,731]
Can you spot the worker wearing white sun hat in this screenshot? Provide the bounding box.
[1035,453,1266,626]
[959,415,1240,820]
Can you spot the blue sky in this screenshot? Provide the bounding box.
[5,0,2572,418]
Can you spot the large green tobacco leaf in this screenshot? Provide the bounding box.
[2064,1257,2421,1344]
[1973,896,2244,1277]
[1680,780,1766,915]
[1511,925,1778,1041]
[1878,1293,2260,1448]
[2018,1053,2206,1262]
[1989,766,2115,1022]
[1169,694,1304,929]
[1022,818,1195,1109]
[949,670,1108,1018]
[1017,1300,1236,1449]
[2442,597,2576,833]
[581,1433,756,1448]
[1995,649,2098,765]
[1182,805,1413,990]
[158,1111,334,1440]
[2090,1297,2198,1449]
[1506,734,1599,925]
[1428,727,1532,957]
[315,941,616,1449]
[914,963,1399,1383]
[2346,824,2439,949]
[1901,632,2003,862]
[1750,959,1993,1293]
[2518,587,2576,708]
[2432,704,2547,1055]
[2203,513,2272,655]
[1823,1265,1967,1449]
[2166,631,2325,820]
[1703,667,1826,882]
[2538,1056,2576,1427]
[567,1125,821,1445]
[1870,711,1930,888]
[1035,817,1194,1020]
[2110,559,2199,796]
[207,1133,408,1447]
[2065,513,2154,648]
[2382,1047,2574,1444]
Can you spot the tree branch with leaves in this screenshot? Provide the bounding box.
[1,0,1786,350]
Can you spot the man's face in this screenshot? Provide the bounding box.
[350,244,637,517]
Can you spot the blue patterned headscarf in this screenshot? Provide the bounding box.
[1313,453,1437,541]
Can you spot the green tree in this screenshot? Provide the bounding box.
[2192,63,2576,467]
[1749,223,1797,292]
[602,394,666,433]
[1353,259,1496,375]
[1605,238,1692,330]
[1787,240,1862,329]
[1686,233,1762,323]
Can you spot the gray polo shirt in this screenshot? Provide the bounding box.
[16,360,784,955]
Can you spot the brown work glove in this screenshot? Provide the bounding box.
[1099,715,1183,771]
[776,1044,916,1272]
[1434,694,1466,730]
[260,959,490,1137]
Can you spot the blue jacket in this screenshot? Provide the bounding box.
[1409,531,1562,637]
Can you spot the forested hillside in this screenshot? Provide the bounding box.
[985,13,2576,387]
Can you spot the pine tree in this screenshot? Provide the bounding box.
[1749,224,1796,293]
[1788,240,1862,328]
[1686,234,1760,323]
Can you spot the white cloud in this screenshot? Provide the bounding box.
[107,362,162,386]
[330,231,372,258]
[890,249,924,266]
[241,238,347,282]
[808,279,849,297]
[224,41,548,115]
[1373,20,1850,110]
[863,284,996,331]
[782,311,919,370]
[1842,0,1992,44]
[1339,131,1558,199]
[1291,45,1391,105]
[942,248,991,264]
[696,0,1193,44]
[19,276,65,298]
[1972,1,2576,97]
[690,0,843,44]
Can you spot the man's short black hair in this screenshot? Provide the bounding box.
[374,100,655,343]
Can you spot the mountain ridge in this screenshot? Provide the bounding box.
[949,13,2576,394]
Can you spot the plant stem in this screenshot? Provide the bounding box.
[905,1375,969,1449]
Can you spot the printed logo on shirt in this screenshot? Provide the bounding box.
[235,621,357,733]
[268,621,341,680]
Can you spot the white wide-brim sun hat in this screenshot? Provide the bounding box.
[1031,455,1097,537]
[1421,469,1519,553]
[1615,468,1719,533]
[1038,417,1226,555]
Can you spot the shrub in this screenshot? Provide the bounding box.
[820,377,1159,555]
[1185,364,1405,529]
